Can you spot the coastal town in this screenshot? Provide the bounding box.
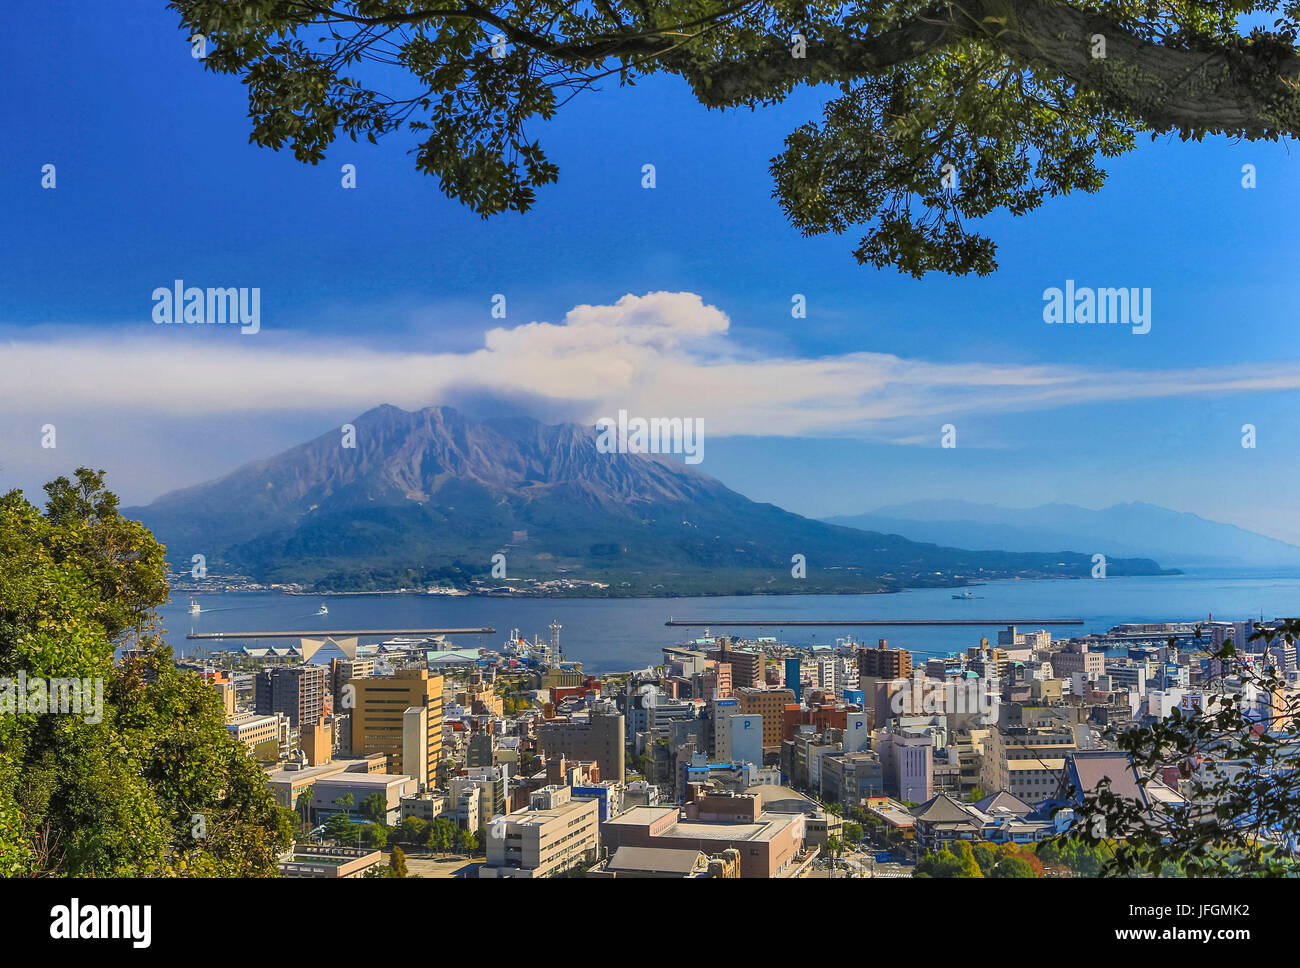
[176,614,1290,879]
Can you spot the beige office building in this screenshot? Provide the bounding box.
[350,669,443,782]
[981,725,1078,804]
[480,790,601,879]
[227,711,288,752]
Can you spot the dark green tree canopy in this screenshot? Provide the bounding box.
[172,0,1300,275]
[0,470,294,876]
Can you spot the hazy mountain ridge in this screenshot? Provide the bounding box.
[126,405,1176,594]
[824,499,1300,569]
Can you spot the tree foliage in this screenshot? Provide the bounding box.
[360,791,389,823]
[914,839,983,877]
[917,839,1041,877]
[426,815,460,853]
[172,0,1300,275]
[393,815,430,844]
[325,811,363,846]
[1062,621,1300,877]
[0,470,295,876]
[390,843,409,876]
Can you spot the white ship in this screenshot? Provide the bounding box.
[188,598,201,615]
[316,604,329,615]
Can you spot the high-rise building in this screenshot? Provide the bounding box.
[718,714,763,766]
[350,669,444,782]
[734,687,796,754]
[874,727,933,803]
[332,657,376,711]
[710,697,740,759]
[857,639,913,679]
[784,657,802,702]
[538,705,625,780]
[707,639,764,689]
[1051,642,1105,682]
[254,664,327,728]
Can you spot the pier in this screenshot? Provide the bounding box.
[185,627,495,640]
[664,619,1083,628]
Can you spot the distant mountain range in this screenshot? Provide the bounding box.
[824,500,1300,570]
[124,405,1175,595]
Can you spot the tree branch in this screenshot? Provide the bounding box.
[679,0,1300,139]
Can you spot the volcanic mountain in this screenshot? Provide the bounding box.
[125,405,1174,594]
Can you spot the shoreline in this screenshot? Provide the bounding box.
[166,573,1188,601]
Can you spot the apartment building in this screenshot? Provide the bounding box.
[1051,642,1105,682]
[707,640,764,689]
[331,656,376,711]
[538,705,626,780]
[981,725,1079,805]
[227,711,288,752]
[254,664,327,728]
[449,766,509,833]
[874,727,933,803]
[480,789,601,878]
[857,639,913,679]
[734,687,796,754]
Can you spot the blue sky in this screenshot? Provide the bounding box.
[3,1,1300,543]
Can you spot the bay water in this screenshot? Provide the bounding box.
[160,575,1300,674]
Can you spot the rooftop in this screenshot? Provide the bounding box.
[744,784,823,815]
[606,805,801,843]
[502,797,595,826]
[313,772,413,789]
[604,846,706,875]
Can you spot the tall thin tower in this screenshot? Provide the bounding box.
[549,619,562,656]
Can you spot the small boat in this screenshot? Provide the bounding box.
[189,598,201,615]
[952,591,974,600]
[316,604,329,615]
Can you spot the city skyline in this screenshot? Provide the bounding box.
[5,0,1300,903]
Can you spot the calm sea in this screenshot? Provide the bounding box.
[157,575,1300,674]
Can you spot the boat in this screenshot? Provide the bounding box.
[952,591,974,600]
[316,604,329,615]
[188,598,201,615]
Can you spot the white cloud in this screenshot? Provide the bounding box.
[4,291,1300,441]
